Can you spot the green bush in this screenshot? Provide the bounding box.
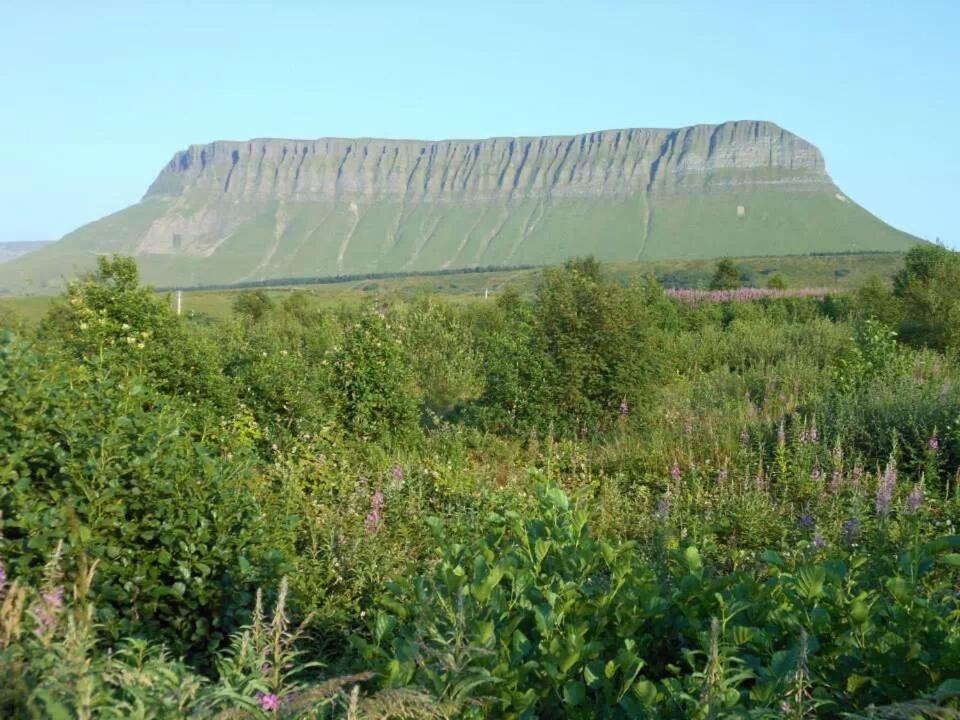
[0,333,281,657]
[361,482,960,718]
[332,308,420,443]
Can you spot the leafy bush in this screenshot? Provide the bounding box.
[0,333,280,657]
[361,482,960,718]
[332,308,420,443]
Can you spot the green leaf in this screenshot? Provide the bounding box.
[683,546,703,573]
[847,674,872,694]
[374,613,396,642]
[563,680,586,706]
[760,549,785,568]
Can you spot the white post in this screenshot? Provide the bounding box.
[484,287,489,300]
[176,289,182,316]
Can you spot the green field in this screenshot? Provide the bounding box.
[0,251,908,325]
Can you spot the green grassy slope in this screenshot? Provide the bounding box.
[0,186,919,295]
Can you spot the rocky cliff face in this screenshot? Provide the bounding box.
[0,121,918,293]
[146,121,828,203]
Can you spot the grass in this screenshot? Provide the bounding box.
[0,251,908,325]
[0,185,919,294]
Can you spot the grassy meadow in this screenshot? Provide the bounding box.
[0,251,908,326]
[1,248,959,718]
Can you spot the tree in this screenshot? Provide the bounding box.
[892,244,960,349]
[232,290,275,323]
[766,274,787,290]
[709,259,741,290]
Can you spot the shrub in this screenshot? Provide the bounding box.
[709,259,741,290]
[0,332,281,657]
[332,308,420,442]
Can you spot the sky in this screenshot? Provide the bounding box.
[2,0,958,247]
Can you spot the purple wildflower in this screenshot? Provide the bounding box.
[365,509,381,534]
[830,470,843,494]
[842,518,862,545]
[33,585,64,636]
[670,463,682,482]
[810,423,819,443]
[905,485,924,514]
[718,467,729,483]
[754,473,767,491]
[927,436,940,453]
[810,463,822,482]
[851,464,864,491]
[0,556,6,591]
[812,533,826,549]
[739,429,750,447]
[655,496,671,520]
[619,398,629,418]
[800,514,815,529]
[256,692,280,711]
[391,465,405,490]
[371,489,385,512]
[875,461,897,517]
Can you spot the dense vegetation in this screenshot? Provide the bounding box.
[1,247,959,718]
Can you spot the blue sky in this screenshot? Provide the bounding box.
[2,0,958,247]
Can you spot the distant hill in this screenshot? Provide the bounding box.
[0,241,51,265]
[0,121,920,293]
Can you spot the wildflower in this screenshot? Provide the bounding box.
[739,429,750,447]
[842,518,861,545]
[718,467,728,483]
[0,556,6,591]
[800,514,815,530]
[905,485,924,514]
[928,436,940,453]
[754,473,767,491]
[390,465,405,489]
[655,495,670,520]
[810,463,822,482]
[365,509,381,534]
[812,533,826,549]
[670,463,682,482]
[280,349,288,356]
[121,323,131,331]
[33,586,64,636]
[851,464,864,491]
[777,422,786,446]
[371,489,385,512]
[79,322,89,331]
[684,422,693,435]
[875,460,897,517]
[830,470,843,493]
[256,692,280,711]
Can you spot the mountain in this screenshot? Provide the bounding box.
[0,121,920,293]
[0,241,51,264]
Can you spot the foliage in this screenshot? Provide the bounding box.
[332,308,420,443]
[709,259,742,291]
[361,482,960,718]
[0,333,280,658]
[2,254,960,717]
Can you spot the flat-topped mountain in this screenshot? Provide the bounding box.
[0,121,919,292]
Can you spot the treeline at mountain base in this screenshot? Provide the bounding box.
[1,247,959,719]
